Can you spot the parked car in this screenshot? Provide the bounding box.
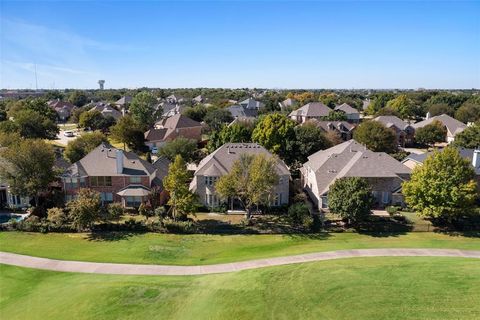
[151,146,158,154]
[64,131,74,137]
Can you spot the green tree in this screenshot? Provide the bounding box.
[289,123,331,166]
[453,124,480,149]
[428,103,455,117]
[78,110,115,131]
[215,154,279,219]
[9,98,57,122]
[353,121,397,153]
[68,90,88,107]
[204,108,233,131]
[386,94,417,119]
[159,137,198,163]
[207,122,254,152]
[13,109,58,139]
[163,155,198,221]
[455,102,480,123]
[47,207,69,226]
[414,120,447,147]
[322,110,347,121]
[402,147,477,220]
[252,113,296,158]
[318,93,338,108]
[366,93,395,115]
[110,116,145,151]
[64,132,108,163]
[328,177,374,224]
[129,91,158,129]
[182,105,207,122]
[0,139,56,205]
[67,188,102,231]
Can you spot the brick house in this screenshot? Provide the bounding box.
[302,140,411,210]
[373,116,415,147]
[190,143,290,209]
[145,114,203,150]
[62,143,169,207]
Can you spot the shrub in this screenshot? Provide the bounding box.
[47,207,69,226]
[162,218,196,233]
[386,206,400,216]
[107,203,124,221]
[288,203,311,225]
[154,206,167,219]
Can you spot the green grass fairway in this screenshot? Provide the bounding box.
[2,258,480,320]
[1,231,479,265]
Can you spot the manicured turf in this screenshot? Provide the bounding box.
[1,231,479,265]
[1,257,480,319]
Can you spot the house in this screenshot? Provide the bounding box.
[402,148,480,185]
[278,98,298,110]
[115,96,132,108]
[307,119,356,141]
[166,94,186,105]
[334,103,360,123]
[145,114,203,150]
[238,98,264,110]
[192,95,205,104]
[373,116,415,147]
[89,103,122,120]
[227,104,258,119]
[289,102,331,123]
[62,143,169,207]
[0,182,29,209]
[48,100,76,121]
[302,140,411,210]
[159,102,185,118]
[190,143,290,209]
[362,99,371,111]
[412,114,467,143]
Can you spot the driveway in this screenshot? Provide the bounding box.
[1,248,479,276]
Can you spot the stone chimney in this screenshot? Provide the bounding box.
[473,149,480,169]
[116,150,124,174]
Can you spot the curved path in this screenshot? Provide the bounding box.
[1,249,480,276]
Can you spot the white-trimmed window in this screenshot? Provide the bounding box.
[205,194,219,206]
[271,193,282,206]
[204,176,218,186]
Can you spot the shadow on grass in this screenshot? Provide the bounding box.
[86,231,143,242]
[353,217,414,238]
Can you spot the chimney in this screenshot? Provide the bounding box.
[116,150,124,174]
[426,112,431,120]
[473,149,480,169]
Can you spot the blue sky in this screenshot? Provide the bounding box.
[1,1,479,89]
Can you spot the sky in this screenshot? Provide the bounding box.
[1,1,479,89]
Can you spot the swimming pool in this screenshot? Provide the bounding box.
[0,214,23,224]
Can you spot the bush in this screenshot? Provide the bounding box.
[386,206,400,216]
[162,218,196,233]
[47,207,69,226]
[288,203,311,225]
[107,203,124,221]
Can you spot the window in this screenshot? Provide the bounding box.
[204,176,218,186]
[64,177,82,190]
[126,196,142,207]
[90,176,112,187]
[101,192,113,204]
[271,193,282,207]
[129,176,142,184]
[382,192,390,204]
[206,194,219,207]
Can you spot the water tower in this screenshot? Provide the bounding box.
[98,80,105,90]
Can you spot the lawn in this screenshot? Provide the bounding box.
[1,231,479,265]
[1,257,480,319]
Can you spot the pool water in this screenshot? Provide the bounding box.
[0,214,22,224]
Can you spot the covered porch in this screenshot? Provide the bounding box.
[117,185,151,208]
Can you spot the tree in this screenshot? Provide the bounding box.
[353,121,397,153]
[428,103,455,117]
[182,105,207,122]
[203,108,233,131]
[13,109,58,139]
[366,93,394,115]
[289,123,331,166]
[0,139,56,206]
[318,93,338,108]
[252,113,296,158]
[110,116,145,151]
[64,132,108,163]
[322,110,347,121]
[215,154,279,219]
[386,94,417,119]
[207,122,254,152]
[47,207,69,226]
[68,90,88,107]
[67,188,102,231]
[159,137,198,163]
[129,91,158,129]
[163,155,198,221]
[453,124,480,149]
[328,177,374,224]
[414,120,447,147]
[78,110,115,132]
[106,203,124,222]
[9,98,57,122]
[455,102,480,123]
[402,147,477,220]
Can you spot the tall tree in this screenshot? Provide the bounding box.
[289,123,331,166]
[0,139,56,206]
[207,122,254,152]
[353,121,397,153]
[12,109,58,139]
[386,94,418,119]
[414,120,447,147]
[252,113,296,158]
[67,188,102,231]
[163,155,198,221]
[129,91,158,129]
[453,124,480,149]
[402,147,478,220]
[455,102,480,123]
[203,108,233,131]
[68,90,88,107]
[64,132,108,163]
[328,177,374,224]
[428,103,455,117]
[182,105,207,122]
[159,137,199,163]
[110,116,145,151]
[215,154,279,219]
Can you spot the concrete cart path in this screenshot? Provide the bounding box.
[1,249,480,276]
